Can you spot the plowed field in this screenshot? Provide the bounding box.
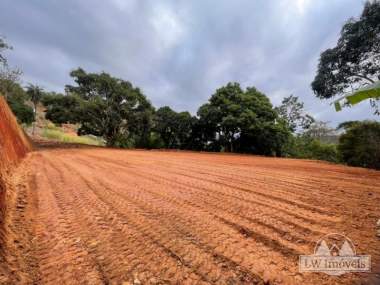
[3,146,380,284]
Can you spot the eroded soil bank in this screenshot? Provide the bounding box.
[0,96,32,283]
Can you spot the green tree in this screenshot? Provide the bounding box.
[125,96,155,148]
[284,135,338,163]
[42,93,82,124]
[154,106,194,149]
[26,84,43,115]
[0,37,22,100]
[311,0,380,114]
[155,106,178,148]
[26,84,44,135]
[197,82,290,155]
[336,120,361,131]
[0,36,29,124]
[175,111,194,149]
[65,68,154,147]
[338,121,380,169]
[0,36,11,67]
[275,95,314,132]
[0,79,34,124]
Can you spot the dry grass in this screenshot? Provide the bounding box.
[42,128,104,146]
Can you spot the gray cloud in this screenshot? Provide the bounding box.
[1,0,378,125]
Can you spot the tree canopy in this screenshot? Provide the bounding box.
[154,106,194,149]
[311,0,380,114]
[3,80,34,124]
[338,121,380,169]
[275,95,314,132]
[197,83,290,155]
[63,68,155,147]
[26,84,43,114]
[42,93,82,124]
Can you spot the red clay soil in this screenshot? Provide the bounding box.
[0,96,32,284]
[0,96,32,172]
[1,146,380,284]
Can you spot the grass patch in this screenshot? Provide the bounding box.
[42,128,104,146]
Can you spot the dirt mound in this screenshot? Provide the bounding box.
[0,95,32,220]
[0,96,32,173]
[0,95,32,283]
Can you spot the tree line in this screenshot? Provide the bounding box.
[1,0,379,169]
[42,69,291,156]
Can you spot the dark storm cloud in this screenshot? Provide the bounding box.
[0,0,378,124]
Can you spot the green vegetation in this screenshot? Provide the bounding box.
[7,95,34,125]
[312,0,380,114]
[0,37,33,124]
[275,95,339,162]
[197,83,290,155]
[26,84,44,134]
[275,95,314,132]
[154,106,194,149]
[42,127,104,146]
[1,2,379,169]
[1,80,34,124]
[338,121,380,169]
[26,84,43,118]
[63,68,155,147]
[39,71,380,169]
[43,79,291,156]
[284,135,338,163]
[42,93,82,124]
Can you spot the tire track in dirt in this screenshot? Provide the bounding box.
[44,155,198,284]
[32,159,106,284]
[9,148,380,285]
[76,153,334,234]
[56,156,265,284]
[83,152,330,218]
[0,157,39,284]
[63,153,336,284]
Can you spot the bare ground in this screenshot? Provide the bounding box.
[2,146,380,284]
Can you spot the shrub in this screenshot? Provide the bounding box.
[284,135,338,163]
[307,140,338,163]
[7,97,34,124]
[338,121,380,169]
[46,122,60,130]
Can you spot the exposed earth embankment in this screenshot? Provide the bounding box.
[0,96,32,283]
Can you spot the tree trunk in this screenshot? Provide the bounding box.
[32,103,37,136]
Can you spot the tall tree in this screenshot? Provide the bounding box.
[275,95,314,132]
[311,0,380,114]
[0,37,32,123]
[155,106,194,149]
[197,82,290,155]
[0,37,22,99]
[42,92,82,124]
[26,84,43,115]
[26,84,44,135]
[65,68,154,147]
[2,80,34,124]
[338,121,380,169]
[155,106,179,148]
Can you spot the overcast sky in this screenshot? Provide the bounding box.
[0,0,378,125]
